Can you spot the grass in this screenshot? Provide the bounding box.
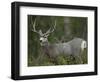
[28,49,87,66]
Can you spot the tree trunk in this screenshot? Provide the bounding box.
[63,17,72,41]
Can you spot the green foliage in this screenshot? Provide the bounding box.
[28,15,88,66]
[28,49,87,66]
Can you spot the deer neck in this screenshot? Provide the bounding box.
[43,41,50,47]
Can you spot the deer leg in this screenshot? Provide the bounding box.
[79,49,84,64]
[74,55,83,64]
[78,56,83,64]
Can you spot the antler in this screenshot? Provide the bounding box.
[32,19,56,36]
[32,18,44,36]
[44,20,56,35]
[32,19,39,33]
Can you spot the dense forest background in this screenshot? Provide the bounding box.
[28,15,88,66]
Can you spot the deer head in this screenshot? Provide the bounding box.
[32,19,56,46]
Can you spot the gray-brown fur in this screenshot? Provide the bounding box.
[42,38,85,58]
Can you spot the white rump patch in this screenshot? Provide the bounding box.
[81,40,87,51]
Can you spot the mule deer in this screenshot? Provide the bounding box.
[32,19,87,63]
